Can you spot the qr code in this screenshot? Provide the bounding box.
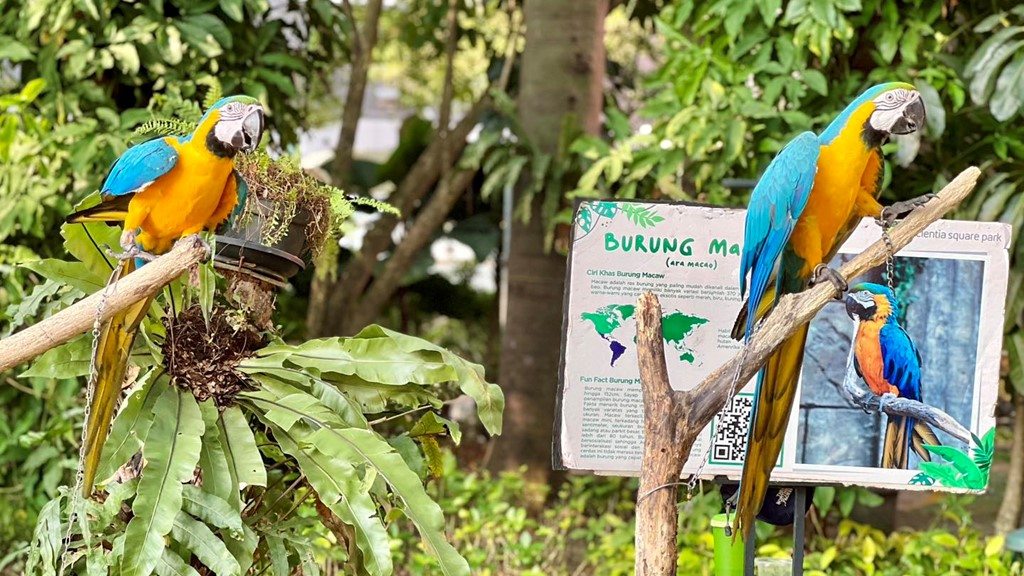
[709,393,754,465]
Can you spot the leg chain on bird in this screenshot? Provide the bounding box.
[59,264,121,575]
[876,216,897,293]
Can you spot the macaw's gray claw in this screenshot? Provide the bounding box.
[879,193,936,227]
[810,264,847,300]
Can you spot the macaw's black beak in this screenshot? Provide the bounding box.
[845,291,877,321]
[239,104,265,153]
[889,93,926,135]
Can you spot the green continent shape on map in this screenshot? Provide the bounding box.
[580,304,706,366]
[580,304,636,367]
[661,311,709,363]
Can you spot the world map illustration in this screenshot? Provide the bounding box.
[580,304,709,367]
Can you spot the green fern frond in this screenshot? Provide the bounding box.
[133,118,198,139]
[198,77,224,110]
[347,194,399,216]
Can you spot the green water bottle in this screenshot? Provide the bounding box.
[710,513,745,576]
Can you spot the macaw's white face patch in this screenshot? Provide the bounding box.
[869,89,923,134]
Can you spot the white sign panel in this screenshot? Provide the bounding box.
[555,200,1009,492]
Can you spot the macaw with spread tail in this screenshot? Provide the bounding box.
[65,95,265,496]
[845,283,940,469]
[732,82,929,539]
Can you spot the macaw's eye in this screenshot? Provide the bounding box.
[885,93,895,102]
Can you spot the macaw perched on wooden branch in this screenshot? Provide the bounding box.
[732,82,931,539]
[845,283,940,469]
[65,95,265,496]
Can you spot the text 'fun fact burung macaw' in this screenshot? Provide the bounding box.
[846,283,940,469]
[65,95,265,496]
[733,82,929,539]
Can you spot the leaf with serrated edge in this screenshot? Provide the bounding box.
[171,510,241,575]
[218,406,267,489]
[120,388,204,576]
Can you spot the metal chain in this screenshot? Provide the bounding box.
[59,264,119,575]
[876,217,897,293]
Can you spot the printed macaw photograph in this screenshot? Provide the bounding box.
[795,253,994,489]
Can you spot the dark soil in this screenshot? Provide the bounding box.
[162,304,264,405]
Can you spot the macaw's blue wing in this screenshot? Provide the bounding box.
[224,169,249,229]
[879,322,922,401]
[65,137,181,225]
[738,131,820,341]
[102,137,180,196]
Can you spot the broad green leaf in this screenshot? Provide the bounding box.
[923,445,984,488]
[266,535,290,576]
[246,335,456,386]
[219,406,267,489]
[21,334,91,379]
[252,370,368,428]
[410,412,462,445]
[262,393,321,431]
[21,258,106,294]
[197,401,235,506]
[990,54,1024,121]
[916,81,945,138]
[219,0,244,21]
[154,548,200,576]
[965,28,1024,105]
[310,425,470,575]
[0,38,33,62]
[97,373,166,483]
[181,485,243,537]
[121,388,204,576]
[223,524,258,574]
[358,326,505,435]
[108,44,141,74]
[26,494,63,575]
[265,420,392,576]
[61,216,119,277]
[171,511,241,576]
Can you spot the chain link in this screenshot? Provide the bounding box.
[59,264,120,575]
[876,217,897,293]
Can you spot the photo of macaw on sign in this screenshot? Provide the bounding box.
[796,254,994,490]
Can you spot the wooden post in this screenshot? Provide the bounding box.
[632,166,981,575]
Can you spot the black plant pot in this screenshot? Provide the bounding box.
[214,198,312,287]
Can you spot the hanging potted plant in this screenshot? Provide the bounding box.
[213,151,394,288]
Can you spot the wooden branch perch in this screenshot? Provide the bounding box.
[634,166,981,576]
[0,236,209,373]
[838,333,972,445]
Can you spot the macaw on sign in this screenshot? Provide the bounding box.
[845,283,940,469]
[732,82,929,539]
[65,95,265,496]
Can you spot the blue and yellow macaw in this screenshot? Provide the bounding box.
[733,83,929,538]
[65,95,265,496]
[846,283,939,469]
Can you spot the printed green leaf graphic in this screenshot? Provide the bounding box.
[620,203,665,229]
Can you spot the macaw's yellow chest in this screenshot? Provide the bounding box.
[131,138,235,253]
[788,105,879,276]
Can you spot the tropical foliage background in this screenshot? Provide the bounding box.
[0,0,1022,573]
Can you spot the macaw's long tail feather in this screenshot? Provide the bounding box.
[911,420,940,461]
[81,259,154,496]
[883,416,940,469]
[731,290,777,341]
[732,324,810,540]
[65,195,132,224]
[882,415,914,469]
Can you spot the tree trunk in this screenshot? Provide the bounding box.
[306,0,383,337]
[995,391,1024,534]
[490,0,607,485]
